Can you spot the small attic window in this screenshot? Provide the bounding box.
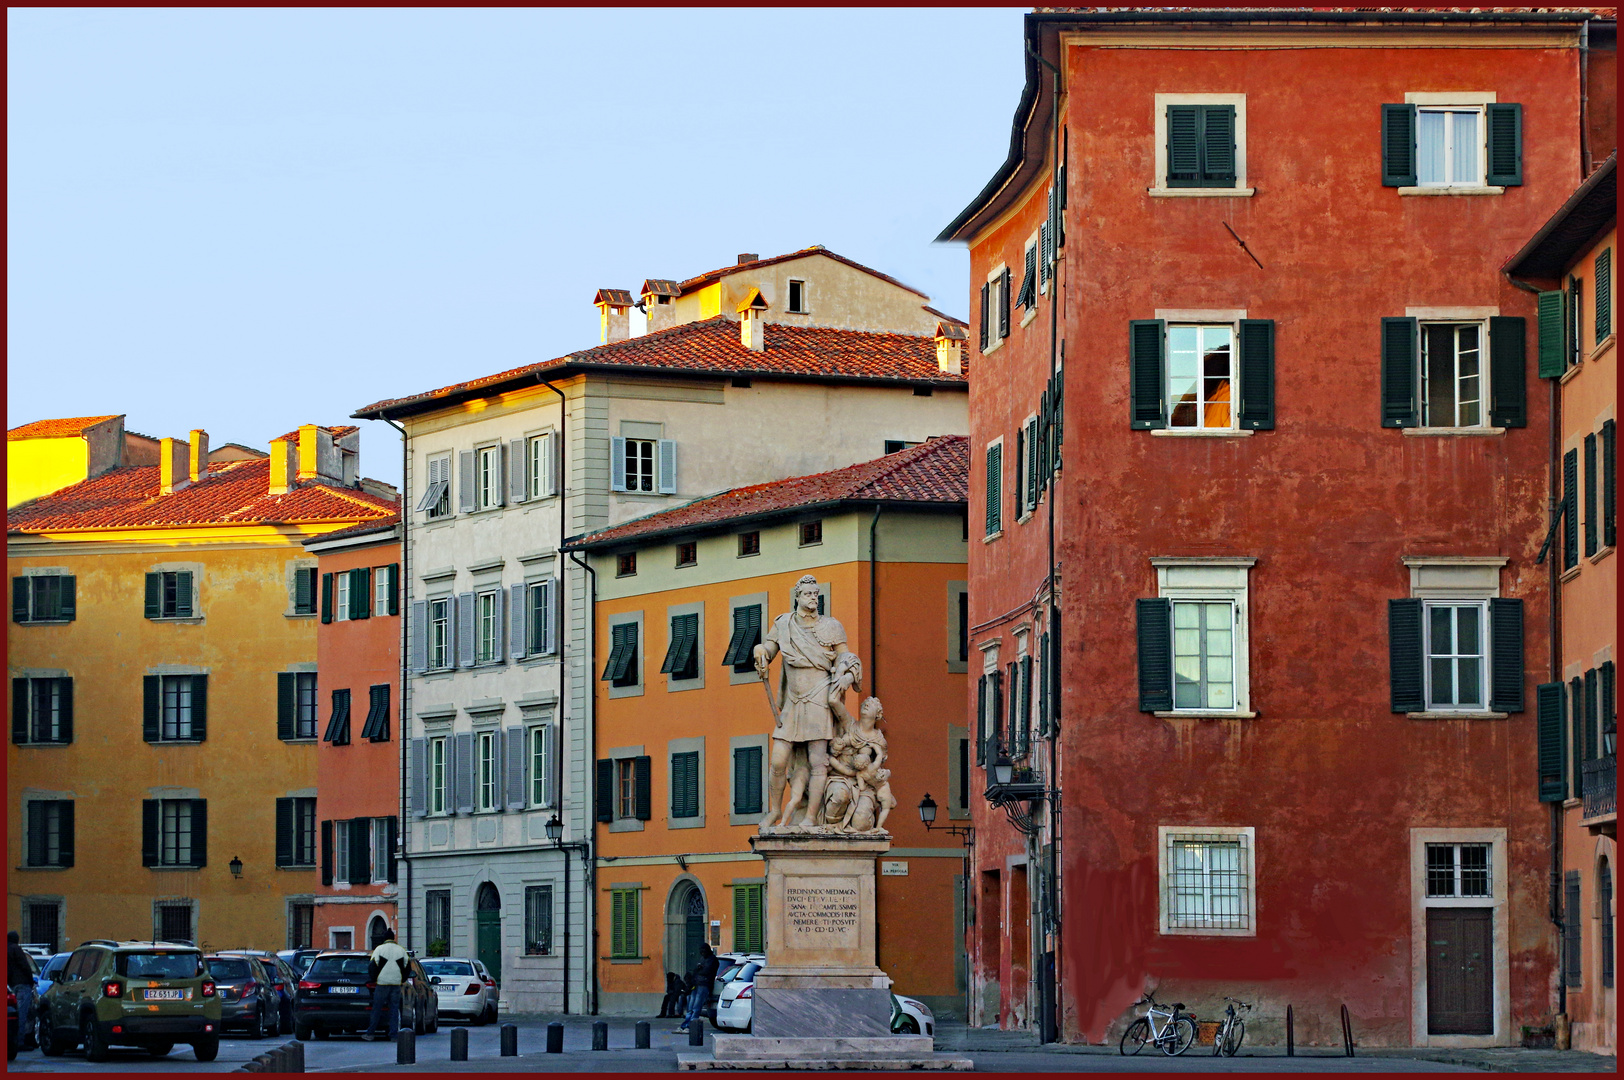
[657,295,671,305]
[788,280,807,314]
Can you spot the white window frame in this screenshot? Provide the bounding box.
[334,821,350,885]
[476,445,502,510]
[374,569,391,616]
[427,598,451,670]
[1424,842,1493,899]
[1150,93,1252,198]
[1157,825,1256,937]
[1165,323,1238,432]
[1415,105,1486,189]
[1419,320,1488,429]
[527,432,555,501]
[421,454,452,520]
[1152,558,1254,717]
[477,731,497,812]
[983,263,1008,353]
[624,438,657,494]
[476,590,501,664]
[529,724,555,808]
[335,572,350,623]
[787,279,808,314]
[429,736,448,816]
[371,818,391,883]
[160,675,198,740]
[159,799,197,867]
[293,671,318,739]
[1422,599,1491,713]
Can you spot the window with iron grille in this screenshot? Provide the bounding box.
[288,902,314,950]
[1161,828,1253,934]
[525,885,554,955]
[1425,843,1491,898]
[426,890,452,956]
[156,901,194,944]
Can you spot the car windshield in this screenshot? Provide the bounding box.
[717,964,742,983]
[206,958,254,980]
[43,955,70,977]
[257,959,283,979]
[421,961,475,976]
[118,952,201,979]
[306,956,370,980]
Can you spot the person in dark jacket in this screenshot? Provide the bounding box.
[7,933,36,1051]
[658,972,686,1018]
[674,945,719,1034]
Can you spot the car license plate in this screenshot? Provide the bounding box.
[143,989,184,1001]
[330,986,360,994]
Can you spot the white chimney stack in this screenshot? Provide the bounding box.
[595,289,634,344]
[738,288,769,353]
[934,321,967,375]
[640,279,680,334]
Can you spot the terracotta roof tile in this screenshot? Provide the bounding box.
[272,424,359,443]
[303,511,402,546]
[565,436,967,549]
[356,316,966,418]
[7,458,397,533]
[8,416,120,440]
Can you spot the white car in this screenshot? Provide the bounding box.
[713,960,764,1032]
[421,958,495,1024]
[892,994,934,1037]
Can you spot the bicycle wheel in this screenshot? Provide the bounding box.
[1220,1018,1245,1057]
[1118,1018,1152,1055]
[1162,1016,1196,1056]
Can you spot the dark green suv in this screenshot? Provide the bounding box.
[38,940,222,1061]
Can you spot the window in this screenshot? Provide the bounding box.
[281,672,320,741]
[1138,559,1252,715]
[1172,601,1236,710]
[1164,104,1236,188]
[1417,107,1484,187]
[372,818,392,883]
[1570,275,1585,370]
[1424,602,1488,711]
[733,745,763,815]
[883,439,920,455]
[723,604,763,674]
[610,887,641,959]
[144,799,206,869]
[611,436,675,494]
[1600,858,1614,990]
[985,440,1003,536]
[530,725,555,807]
[787,279,806,314]
[12,574,75,624]
[429,736,448,815]
[676,542,697,567]
[144,571,194,619]
[602,622,639,687]
[671,750,700,819]
[527,433,556,500]
[661,613,700,681]
[956,736,970,814]
[1131,319,1275,432]
[624,439,655,493]
[1421,323,1484,428]
[292,567,318,616]
[1160,828,1253,935]
[360,684,390,742]
[477,731,497,812]
[25,800,74,868]
[979,267,1010,352]
[1425,842,1491,898]
[733,883,765,953]
[798,520,823,547]
[617,552,637,577]
[1017,236,1038,310]
[525,885,554,955]
[373,567,395,616]
[156,902,194,944]
[425,890,452,956]
[1383,100,1521,189]
[428,599,451,669]
[617,758,636,819]
[418,454,452,519]
[145,674,207,742]
[334,818,350,885]
[1597,248,1613,344]
[526,579,558,656]
[335,572,350,623]
[738,532,760,558]
[1167,325,1235,429]
[11,677,73,745]
[476,590,501,663]
[476,445,502,509]
[275,797,317,868]
[288,902,314,950]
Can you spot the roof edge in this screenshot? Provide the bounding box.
[561,496,966,553]
[1502,152,1618,280]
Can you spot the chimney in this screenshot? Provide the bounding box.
[934,321,967,375]
[737,253,758,265]
[594,289,634,344]
[269,436,298,496]
[640,279,680,334]
[188,429,210,482]
[159,437,190,495]
[738,288,769,352]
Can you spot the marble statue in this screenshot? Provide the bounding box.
[824,696,895,833]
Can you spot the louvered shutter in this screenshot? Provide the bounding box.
[657,440,678,494]
[12,679,29,744]
[1538,290,1566,378]
[1014,427,1026,517]
[294,567,313,614]
[143,675,161,742]
[58,802,74,867]
[175,572,194,617]
[1037,631,1051,737]
[1564,449,1579,570]
[12,578,28,623]
[1489,598,1525,713]
[1488,316,1528,428]
[1483,103,1522,187]
[1129,320,1167,429]
[1381,103,1417,186]
[509,439,528,503]
[999,268,1011,339]
[505,725,526,810]
[510,584,528,659]
[1237,319,1276,430]
[454,731,475,814]
[1585,668,1601,762]
[633,755,652,820]
[410,738,428,818]
[1137,598,1173,712]
[1201,105,1236,186]
[610,436,628,493]
[410,601,428,673]
[1602,662,1616,737]
[349,818,371,885]
[1018,655,1033,756]
[352,567,371,620]
[1026,419,1040,510]
[27,803,45,867]
[989,671,1003,760]
[1603,421,1616,549]
[386,564,399,615]
[596,759,615,822]
[544,578,560,656]
[275,798,294,868]
[1586,434,1600,556]
[142,800,160,867]
[1017,245,1036,309]
[1596,248,1613,342]
[1166,104,1202,186]
[1573,676,1587,797]
[277,673,297,741]
[984,443,1002,535]
[191,800,207,868]
[457,592,476,667]
[1380,317,1420,427]
[58,679,72,744]
[144,573,161,619]
[979,284,990,351]
[59,576,75,621]
[321,572,333,624]
[190,675,207,740]
[1389,599,1425,712]
[1039,220,1052,294]
[458,451,476,512]
[975,676,987,765]
[386,817,399,883]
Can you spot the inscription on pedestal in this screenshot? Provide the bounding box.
[783,876,860,950]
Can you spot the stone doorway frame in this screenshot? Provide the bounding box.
[663,875,706,983]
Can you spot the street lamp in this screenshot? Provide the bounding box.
[992,752,1015,787]
[917,794,974,841]
[229,856,243,879]
[544,814,564,844]
[1603,718,1617,758]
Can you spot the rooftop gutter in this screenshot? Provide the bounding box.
[1501,152,1617,281]
[561,497,966,554]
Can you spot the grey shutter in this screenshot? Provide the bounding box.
[998,268,1011,339]
[1136,598,1172,712]
[1489,598,1525,712]
[410,600,428,673]
[145,572,161,619]
[550,431,564,497]
[191,799,207,868]
[1237,319,1276,430]
[510,584,528,659]
[1564,449,1580,570]
[1201,105,1236,186]
[505,725,526,810]
[1129,320,1167,429]
[633,755,652,821]
[457,592,476,668]
[1488,316,1528,428]
[191,675,207,740]
[492,443,506,507]
[143,675,161,742]
[984,443,1002,535]
[1166,104,1202,186]
[979,283,990,351]
[509,439,527,503]
[657,439,678,495]
[1484,103,1522,187]
[176,571,194,618]
[610,436,628,492]
[275,798,294,868]
[1389,599,1425,712]
[142,800,160,867]
[596,759,614,822]
[454,731,475,815]
[277,673,296,741]
[411,738,428,818]
[59,575,75,621]
[1381,103,1417,186]
[1538,290,1567,378]
[458,451,476,512]
[496,587,508,664]
[321,820,334,884]
[1596,248,1613,342]
[12,679,28,744]
[1380,317,1420,427]
[544,578,560,656]
[58,679,72,744]
[1586,433,1600,556]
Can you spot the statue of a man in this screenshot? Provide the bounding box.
[753,575,862,828]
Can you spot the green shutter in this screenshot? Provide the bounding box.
[1389,599,1425,712]
[349,818,371,884]
[1237,319,1276,430]
[1166,105,1202,186]
[320,573,333,624]
[1381,104,1417,186]
[1488,316,1528,428]
[174,571,193,618]
[278,673,297,741]
[1573,677,1586,797]
[1537,682,1567,801]
[1136,599,1172,712]
[1603,420,1616,550]
[1129,320,1167,429]
[1201,105,1236,187]
[1538,290,1566,377]
[1489,598,1525,713]
[275,798,294,868]
[1564,449,1580,570]
[1484,103,1522,187]
[143,675,161,742]
[633,755,652,821]
[596,759,614,822]
[387,564,400,616]
[13,679,29,744]
[142,800,160,867]
[984,443,1002,535]
[975,676,987,765]
[979,283,989,352]
[1381,317,1419,427]
[1584,668,1600,762]
[58,576,75,621]
[144,573,161,619]
[190,675,207,741]
[1595,248,1612,343]
[1586,433,1600,557]
[387,817,398,883]
[294,568,313,614]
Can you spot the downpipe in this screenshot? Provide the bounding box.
[383,416,412,950]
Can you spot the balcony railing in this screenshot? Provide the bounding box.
[1581,757,1616,825]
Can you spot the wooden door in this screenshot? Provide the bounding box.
[476,882,502,985]
[1426,907,1492,1035]
[684,889,706,976]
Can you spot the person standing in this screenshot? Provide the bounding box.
[361,929,409,1041]
[7,932,36,1051]
[674,943,719,1034]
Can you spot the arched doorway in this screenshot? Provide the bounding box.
[684,889,707,977]
[664,880,708,981]
[476,882,502,985]
[368,915,390,949]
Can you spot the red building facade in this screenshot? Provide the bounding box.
[942,9,1613,1048]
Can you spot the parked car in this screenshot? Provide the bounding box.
[712,960,764,1032]
[204,955,278,1038]
[277,949,322,978]
[37,940,221,1061]
[20,944,54,963]
[470,960,500,1023]
[708,954,764,1023]
[34,952,71,1001]
[8,987,18,1062]
[293,951,437,1040]
[219,951,298,1034]
[420,958,494,1024]
[891,994,934,1037]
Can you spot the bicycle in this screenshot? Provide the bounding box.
[1212,996,1252,1057]
[1118,990,1196,1056]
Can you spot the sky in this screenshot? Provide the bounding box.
[7,8,1027,488]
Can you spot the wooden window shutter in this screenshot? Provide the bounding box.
[1585,668,1601,762]
[989,670,1003,760]
[596,759,615,822]
[1564,449,1580,570]
[1380,317,1420,427]
[1388,599,1425,712]
[294,567,313,614]
[453,731,475,814]
[1014,427,1026,516]
[191,799,207,868]
[657,439,678,495]
[387,817,399,883]
[143,675,161,742]
[1237,319,1276,430]
[1026,419,1040,510]
[58,679,72,744]
[26,803,45,867]
[457,592,476,668]
[1201,105,1236,186]
[191,675,208,741]
[277,672,297,741]
[12,679,29,744]
[610,436,628,493]
[1136,598,1173,712]
[386,564,399,615]
[142,800,160,867]
[1586,433,1600,557]
[58,801,74,868]
[1037,632,1051,737]
[509,438,528,503]
[998,268,1011,339]
[352,568,372,620]
[1603,420,1617,550]
[349,818,371,885]
[984,443,1002,535]
[1489,598,1525,713]
[12,577,30,624]
[175,571,193,618]
[1381,103,1417,187]
[1538,290,1566,377]
[410,739,427,818]
[510,584,528,659]
[1129,320,1167,429]
[975,675,987,765]
[1596,248,1613,342]
[1484,103,1522,187]
[1602,662,1617,744]
[1017,245,1036,309]
[1166,104,1202,186]
[1018,655,1033,756]
[505,725,526,810]
[633,755,652,821]
[275,797,294,868]
[59,576,75,621]
[979,283,990,351]
[320,572,333,624]
[144,572,161,619]
[320,820,334,885]
[1040,219,1052,293]
[457,451,476,512]
[1488,316,1528,428]
[410,600,428,673]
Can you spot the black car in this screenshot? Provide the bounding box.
[293,951,437,1040]
[204,955,278,1038]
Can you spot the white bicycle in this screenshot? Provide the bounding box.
[1119,990,1196,1056]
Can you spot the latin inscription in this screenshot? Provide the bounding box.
[784,876,860,950]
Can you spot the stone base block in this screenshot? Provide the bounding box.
[751,986,892,1038]
[712,1036,932,1059]
[678,1053,974,1071]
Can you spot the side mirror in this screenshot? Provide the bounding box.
[430,977,442,985]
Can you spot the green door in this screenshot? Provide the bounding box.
[476,883,502,986]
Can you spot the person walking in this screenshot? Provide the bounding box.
[360,929,409,1041]
[674,944,719,1034]
[7,932,37,1051]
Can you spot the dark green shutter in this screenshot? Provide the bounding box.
[349,818,370,884]
[985,443,1002,535]
[596,759,614,822]
[989,671,1003,760]
[1537,682,1567,801]
[1381,317,1419,427]
[320,820,334,885]
[190,675,207,741]
[1166,105,1202,186]
[352,568,371,620]
[979,283,989,351]
[59,576,75,621]
[1014,426,1026,516]
[294,568,313,614]
[277,673,296,741]
[1602,662,1616,739]
[1201,105,1236,186]
[975,676,987,765]
[191,800,207,868]
[142,800,160,867]
[998,268,1011,339]
[58,801,74,868]
[1585,668,1601,763]
[1489,598,1525,713]
[174,571,193,618]
[13,679,29,744]
[633,755,652,821]
[275,798,294,868]
[1389,599,1425,712]
[58,679,72,743]
[1130,320,1167,429]
[1484,103,1522,187]
[144,573,161,619]
[143,675,161,742]
[320,573,333,624]
[1018,655,1033,755]
[1573,676,1587,797]
[1564,449,1580,570]
[1488,316,1528,428]
[11,577,27,623]
[386,817,398,883]
[1538,291,1566,377]
[1586,433,1600,556]
[1603,420,1617,549]
[1237,319,1276,430]
[1136,598,1172,712]
[1381,104,1417,186]
[387,564,400,616]
[1596,248,1613,342]
[1037,631,1051,737]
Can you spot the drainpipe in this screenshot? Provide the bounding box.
[869,505,881,697]
[567,544,598,1014]
[1580,18,1591,177]
[382,416,412,952]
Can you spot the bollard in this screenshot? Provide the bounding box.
[592,1021,609,1051]
[396,1028,416,1065]
[546,1021,564,1053]
[635,1020,651,1049]
[1285,1005,1294,1057]
[270,1045,287,1072]
[240,1060,263,1073]
[688,1018,705,1047]
[290,1040,305,1073]
[1341,1004,1355,1058]
[450,1026,469,1061]
[501,1022,519,1057]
